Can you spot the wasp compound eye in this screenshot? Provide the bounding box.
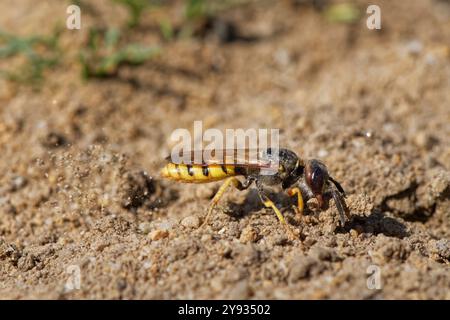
[306,159,329,196]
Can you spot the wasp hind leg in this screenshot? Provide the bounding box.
[287,187,304,222]
[257,183,298,240]
[201,177,253,228]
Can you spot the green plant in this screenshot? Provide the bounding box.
[113,0,156,28]
[159,18,174,41]
[184,0,249,20]
[80,27,160,78]
[185,0,208,20]
[179,0,251,39]
[0,29,60,85]
[323,3,360,24]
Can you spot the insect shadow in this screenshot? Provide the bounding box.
[338,209,409,239]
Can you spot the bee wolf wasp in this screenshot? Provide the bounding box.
[161,148,349,239]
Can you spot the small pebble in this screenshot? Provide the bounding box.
[310,246,338,262]
[435,239,450,260]
[364,130,374,138]
[210,277,223,292]
[40,132,67,148]
[273,49,291,67]
[239,225,258,243]
[10,176,27,191]
[150,229,169,241]
[181,216,200,228]
[304,237,317,247]
[227,280,250,299]
[1,200,17,215]
[289,256,319,282]
[138,222,152,234]
[201,234,212,242]
[295,117,307,131]
[414,132,436,150]
[318,149,329,158]
[405,40,423,56]
[159,220,173,231]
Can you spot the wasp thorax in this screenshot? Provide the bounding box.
[263,148,303,189]
[278,149,299,173]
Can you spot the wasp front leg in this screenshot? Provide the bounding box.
[201,177,253,228]
[287,187,304,222]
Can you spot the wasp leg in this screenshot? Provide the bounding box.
[201,177,252,228]
[257,183,297,240]
[287,187,304,222]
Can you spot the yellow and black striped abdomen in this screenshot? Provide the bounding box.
[161,163,237,183]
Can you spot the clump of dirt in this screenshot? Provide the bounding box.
[0,0,449,299]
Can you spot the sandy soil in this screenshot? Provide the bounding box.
[0,0,449,299]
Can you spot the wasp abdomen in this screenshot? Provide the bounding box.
[161,163,236,183]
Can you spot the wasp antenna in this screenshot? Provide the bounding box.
[329,176,346,197]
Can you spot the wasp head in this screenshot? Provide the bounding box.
[305,159,329,208]
[305,159,348,226]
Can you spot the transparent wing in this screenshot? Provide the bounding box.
[166,148,277,169]
[330,182,349,226]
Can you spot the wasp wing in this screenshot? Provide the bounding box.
[166,148,278,170]
[330,183,350,227]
